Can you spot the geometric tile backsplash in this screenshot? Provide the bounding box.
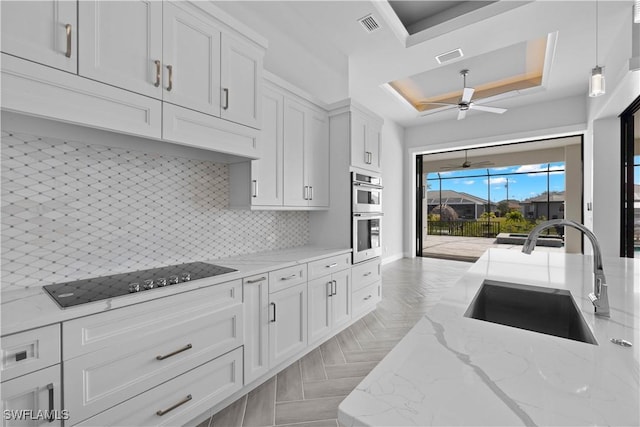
[1,130,309,291]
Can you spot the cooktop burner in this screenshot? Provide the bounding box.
[43,262,237,309]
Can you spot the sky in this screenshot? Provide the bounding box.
[426,162,566,202]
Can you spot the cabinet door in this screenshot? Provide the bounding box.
[350,111,369,170]
[307,276,332,345]
[251,85,283,206]
[366,122,382,172]
[78,1,162,99]
[1,365,63,427]
[221,33,263,129]
[306,108,329,207]
[163,2,221,116]
[268,283,307,367]
[1,1,77,74]
[283,99,307,207]
[331,269,352,330]
[243,275,270,384]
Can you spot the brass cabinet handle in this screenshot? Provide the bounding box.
[65,24,72,58]
[156,394,192,416]
[156,343,192,360]
[246,276,266,284]
[166,65,173,91]
[154,60,161,87]
[222,88,229,110]
[252,180,258,198]
[47,383,54,422]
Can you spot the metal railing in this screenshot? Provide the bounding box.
[427,220,502,237]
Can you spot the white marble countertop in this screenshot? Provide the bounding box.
[1,245,351,336]
[339,249,640,426]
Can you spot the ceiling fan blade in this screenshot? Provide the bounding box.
[417,101,458,106]
[471,104,507,114]
[461,87,474,103]
[457,109,467,120]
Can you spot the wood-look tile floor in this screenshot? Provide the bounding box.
[197,257,471,427]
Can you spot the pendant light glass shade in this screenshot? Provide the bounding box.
[589,65,605,97]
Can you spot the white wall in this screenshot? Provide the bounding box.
[380,119,404,264]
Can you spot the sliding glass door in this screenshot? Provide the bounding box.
[620,95,640,258]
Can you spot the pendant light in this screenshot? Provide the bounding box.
[589,0,606,97]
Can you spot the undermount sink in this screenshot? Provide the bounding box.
[464,280,598,345]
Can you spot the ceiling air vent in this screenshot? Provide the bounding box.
[358,14,380,33]
[435,48,464,64]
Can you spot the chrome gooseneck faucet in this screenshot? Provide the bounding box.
[522,219,610,318]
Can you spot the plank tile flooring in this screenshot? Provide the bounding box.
[196,257,471,427]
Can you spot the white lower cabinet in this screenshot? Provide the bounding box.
[352,258,382,318]
[75,347,243,427]
[1,365,63,427]
[63,281,243,425]
[243,274,270,384]
[268,283,308,367]
[308,269,352,345]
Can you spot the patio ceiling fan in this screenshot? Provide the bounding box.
[440,150,493,170]
[418,69,508,120]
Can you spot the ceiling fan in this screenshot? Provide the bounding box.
[419,69,508,120]
[440,150,493,170]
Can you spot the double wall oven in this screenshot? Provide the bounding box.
[352,172,383,264]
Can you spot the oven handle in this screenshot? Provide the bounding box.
[353,182,383,190]
[353,212,384,217]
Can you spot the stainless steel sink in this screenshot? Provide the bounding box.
[464,280,598,345]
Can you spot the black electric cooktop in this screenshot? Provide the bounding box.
[43,262,237,309]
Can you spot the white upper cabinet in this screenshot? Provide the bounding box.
[162,2,221,116]
[252,84,284,206]
[79,1,163,99]
[221,33,263,129]
[283,98,329,208]
[1,0,77,74]
[76,1,263,129]
[350,109,382,173]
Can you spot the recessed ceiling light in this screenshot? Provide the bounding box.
[435,48,464,64]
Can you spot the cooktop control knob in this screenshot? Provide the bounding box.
[168,275,179,285]
[181,273,191,282]
[128,283,140,293]
[143,279,154,290]
[156,277,167,287]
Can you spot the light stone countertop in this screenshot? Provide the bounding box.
[338,249,640,426]
[1,246,351,336]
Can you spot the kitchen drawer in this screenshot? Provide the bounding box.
[352,258,381,291]
[74,347,243,427]
[1,365,63,426]
[307,253,351,280]
[63,290,243,424]
[63,280,241,360]
[352,281,381,318]
[269,264,307,293]
[1,324,60,382]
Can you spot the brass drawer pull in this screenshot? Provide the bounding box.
[156,344,192,360]
[166,65,173,91]
[326,263,338,268]
[154,60,161,87]
[65,24,72,58]
[246,276,266,284]
[156,394,192,416]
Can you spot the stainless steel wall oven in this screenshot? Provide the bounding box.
[352,172,383,263]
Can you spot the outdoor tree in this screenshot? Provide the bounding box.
[430,204,458,221]
[505,210,525,222]
[497,201,509,217]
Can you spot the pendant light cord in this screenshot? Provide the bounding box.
[595,0,599,64]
